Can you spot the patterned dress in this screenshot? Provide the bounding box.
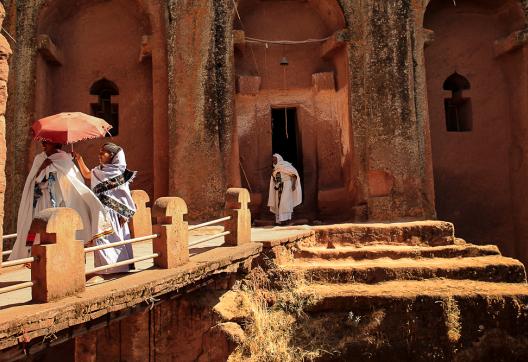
[90,150,137,274]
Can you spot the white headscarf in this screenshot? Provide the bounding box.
[92,149,130,182]
[269,153,302,209]
[272,153,300,178]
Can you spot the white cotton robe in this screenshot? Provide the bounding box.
[267,154,302,223]
[90,150,136,274]
[9,150,112,260]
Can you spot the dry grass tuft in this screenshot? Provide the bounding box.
[228,267,331,362]
[443,297,461,344]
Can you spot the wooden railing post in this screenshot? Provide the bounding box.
[224,188,251,246]
[152,197,189,268]
[30,208,85,302]
[130,190,153,238]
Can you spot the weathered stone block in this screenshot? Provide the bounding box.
[0,37,11,81]
[120,311,150,360]
[248,192,262,217]
[313,220,455,247]
[74,331,96,362]
[423,28,435,47]
[317,187,350,220]
[30,208,85,302]
[233,29,245,46]
[237,76,261,95]
[37,34,63,65]
[139,35,152,62]
[224,188,251,246]
[200,322,245,361]
[130,190,153,238]
[312,72,335,92]
[152,197,189,268]
[368,170,394,197]
[321,29,348,59]
[368,196,393,221]
[494,28,528,57]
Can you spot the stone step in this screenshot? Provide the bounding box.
[294,244,501,261]
[279,255,527,284]
[311,220,455,247]
[300,279,528,312]
[292,280,528,360]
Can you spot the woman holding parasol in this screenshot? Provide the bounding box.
[9,113,114,262]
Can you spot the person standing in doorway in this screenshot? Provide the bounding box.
[268,153,302,225]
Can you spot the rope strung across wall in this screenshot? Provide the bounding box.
[1,27,16,44]
[245,36,332,45]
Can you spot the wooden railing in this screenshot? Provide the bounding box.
[1,234,16,257]
[0,188,251,303]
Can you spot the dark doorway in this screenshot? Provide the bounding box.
[271,107,303,178]
[90,78,119,136]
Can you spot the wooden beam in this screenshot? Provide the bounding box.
[423,28,435,48]
[494,28,528,57]
[233,30,245,45]
[139,35,152,62]
[321,29,349,59]
[36,34,63,65]
[233,29,245,56]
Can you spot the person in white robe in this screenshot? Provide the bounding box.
[9,141,112,261]
[267,153,302,225]
[74,143,136,274]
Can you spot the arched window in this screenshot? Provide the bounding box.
[443,72,472,132]
[90,78,119,136]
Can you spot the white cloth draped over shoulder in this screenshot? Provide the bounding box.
[267,153,302,223]
[90,150,137,274]
[9,150,112,260]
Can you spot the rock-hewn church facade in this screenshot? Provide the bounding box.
[3,0,528,265]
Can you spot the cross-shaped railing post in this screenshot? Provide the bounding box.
[30,208,85,302]
[152,197,189,268]
[130,190,153,238]
[224,188,251,246]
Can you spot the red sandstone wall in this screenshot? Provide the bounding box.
[71,289,232,362]
[234,0,354,221]
[3,0,168,233]
[3,0,439,225]
[0,4,11,251]
[235,0,344,90]
[4,1,41,235]
[424,0,525,257]
[35,0,156,196]
[166,0,239,221]
[342,0,437,221]
[501,48,528,266]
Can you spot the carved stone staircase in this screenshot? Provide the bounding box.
[276,221,528,361]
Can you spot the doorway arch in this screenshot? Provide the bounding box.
[234,0,353,222]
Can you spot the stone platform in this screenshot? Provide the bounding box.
[2,220,527,360]
[0,227,312,352]
[268,222,528,360]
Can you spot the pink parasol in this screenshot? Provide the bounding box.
[31,112,112,145]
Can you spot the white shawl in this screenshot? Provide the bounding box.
[9,150,112,260]
[267,153,302,209]
[90,150,136,222]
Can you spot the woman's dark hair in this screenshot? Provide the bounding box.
[102,142,122,158]
[42,140,62,149]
